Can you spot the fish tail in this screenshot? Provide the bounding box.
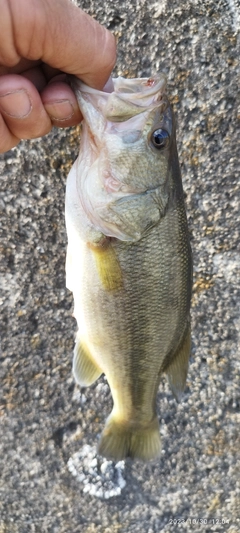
[98,414,161,461]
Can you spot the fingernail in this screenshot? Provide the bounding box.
[44,100,74,121]
[0,89,32,118]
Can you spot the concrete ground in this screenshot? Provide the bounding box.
[1,0,239,531]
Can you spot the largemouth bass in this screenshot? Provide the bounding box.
[65,74,192,461]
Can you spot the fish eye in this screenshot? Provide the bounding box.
[151,128,169,149]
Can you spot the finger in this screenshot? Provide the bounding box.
[3,0,116,89]
[0,74,52,140]
[0,113,19,153]
[41,81,82,127]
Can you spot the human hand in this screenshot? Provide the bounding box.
[0,0,116,153]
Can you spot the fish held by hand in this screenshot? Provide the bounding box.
[65,73,192,461]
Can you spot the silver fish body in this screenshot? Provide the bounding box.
[65,74,192,461]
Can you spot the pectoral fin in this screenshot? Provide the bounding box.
[73,334,102,387]
[88,239,123,291]
[166,323,191,402]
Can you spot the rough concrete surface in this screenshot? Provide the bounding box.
[0,0,239,531]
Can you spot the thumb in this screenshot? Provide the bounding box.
[2,0,116,89]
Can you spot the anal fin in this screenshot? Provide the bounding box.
[73,333,102,387]
[166,323,191,402]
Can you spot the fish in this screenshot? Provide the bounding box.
[65,73,192,461]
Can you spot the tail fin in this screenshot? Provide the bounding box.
[98,414,161,461]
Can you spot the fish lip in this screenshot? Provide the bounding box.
[112,74,167,101]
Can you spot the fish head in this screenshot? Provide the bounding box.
[69,74,178,241]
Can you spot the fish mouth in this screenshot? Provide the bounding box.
[71,73,166,97]
[71,73,168,124]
